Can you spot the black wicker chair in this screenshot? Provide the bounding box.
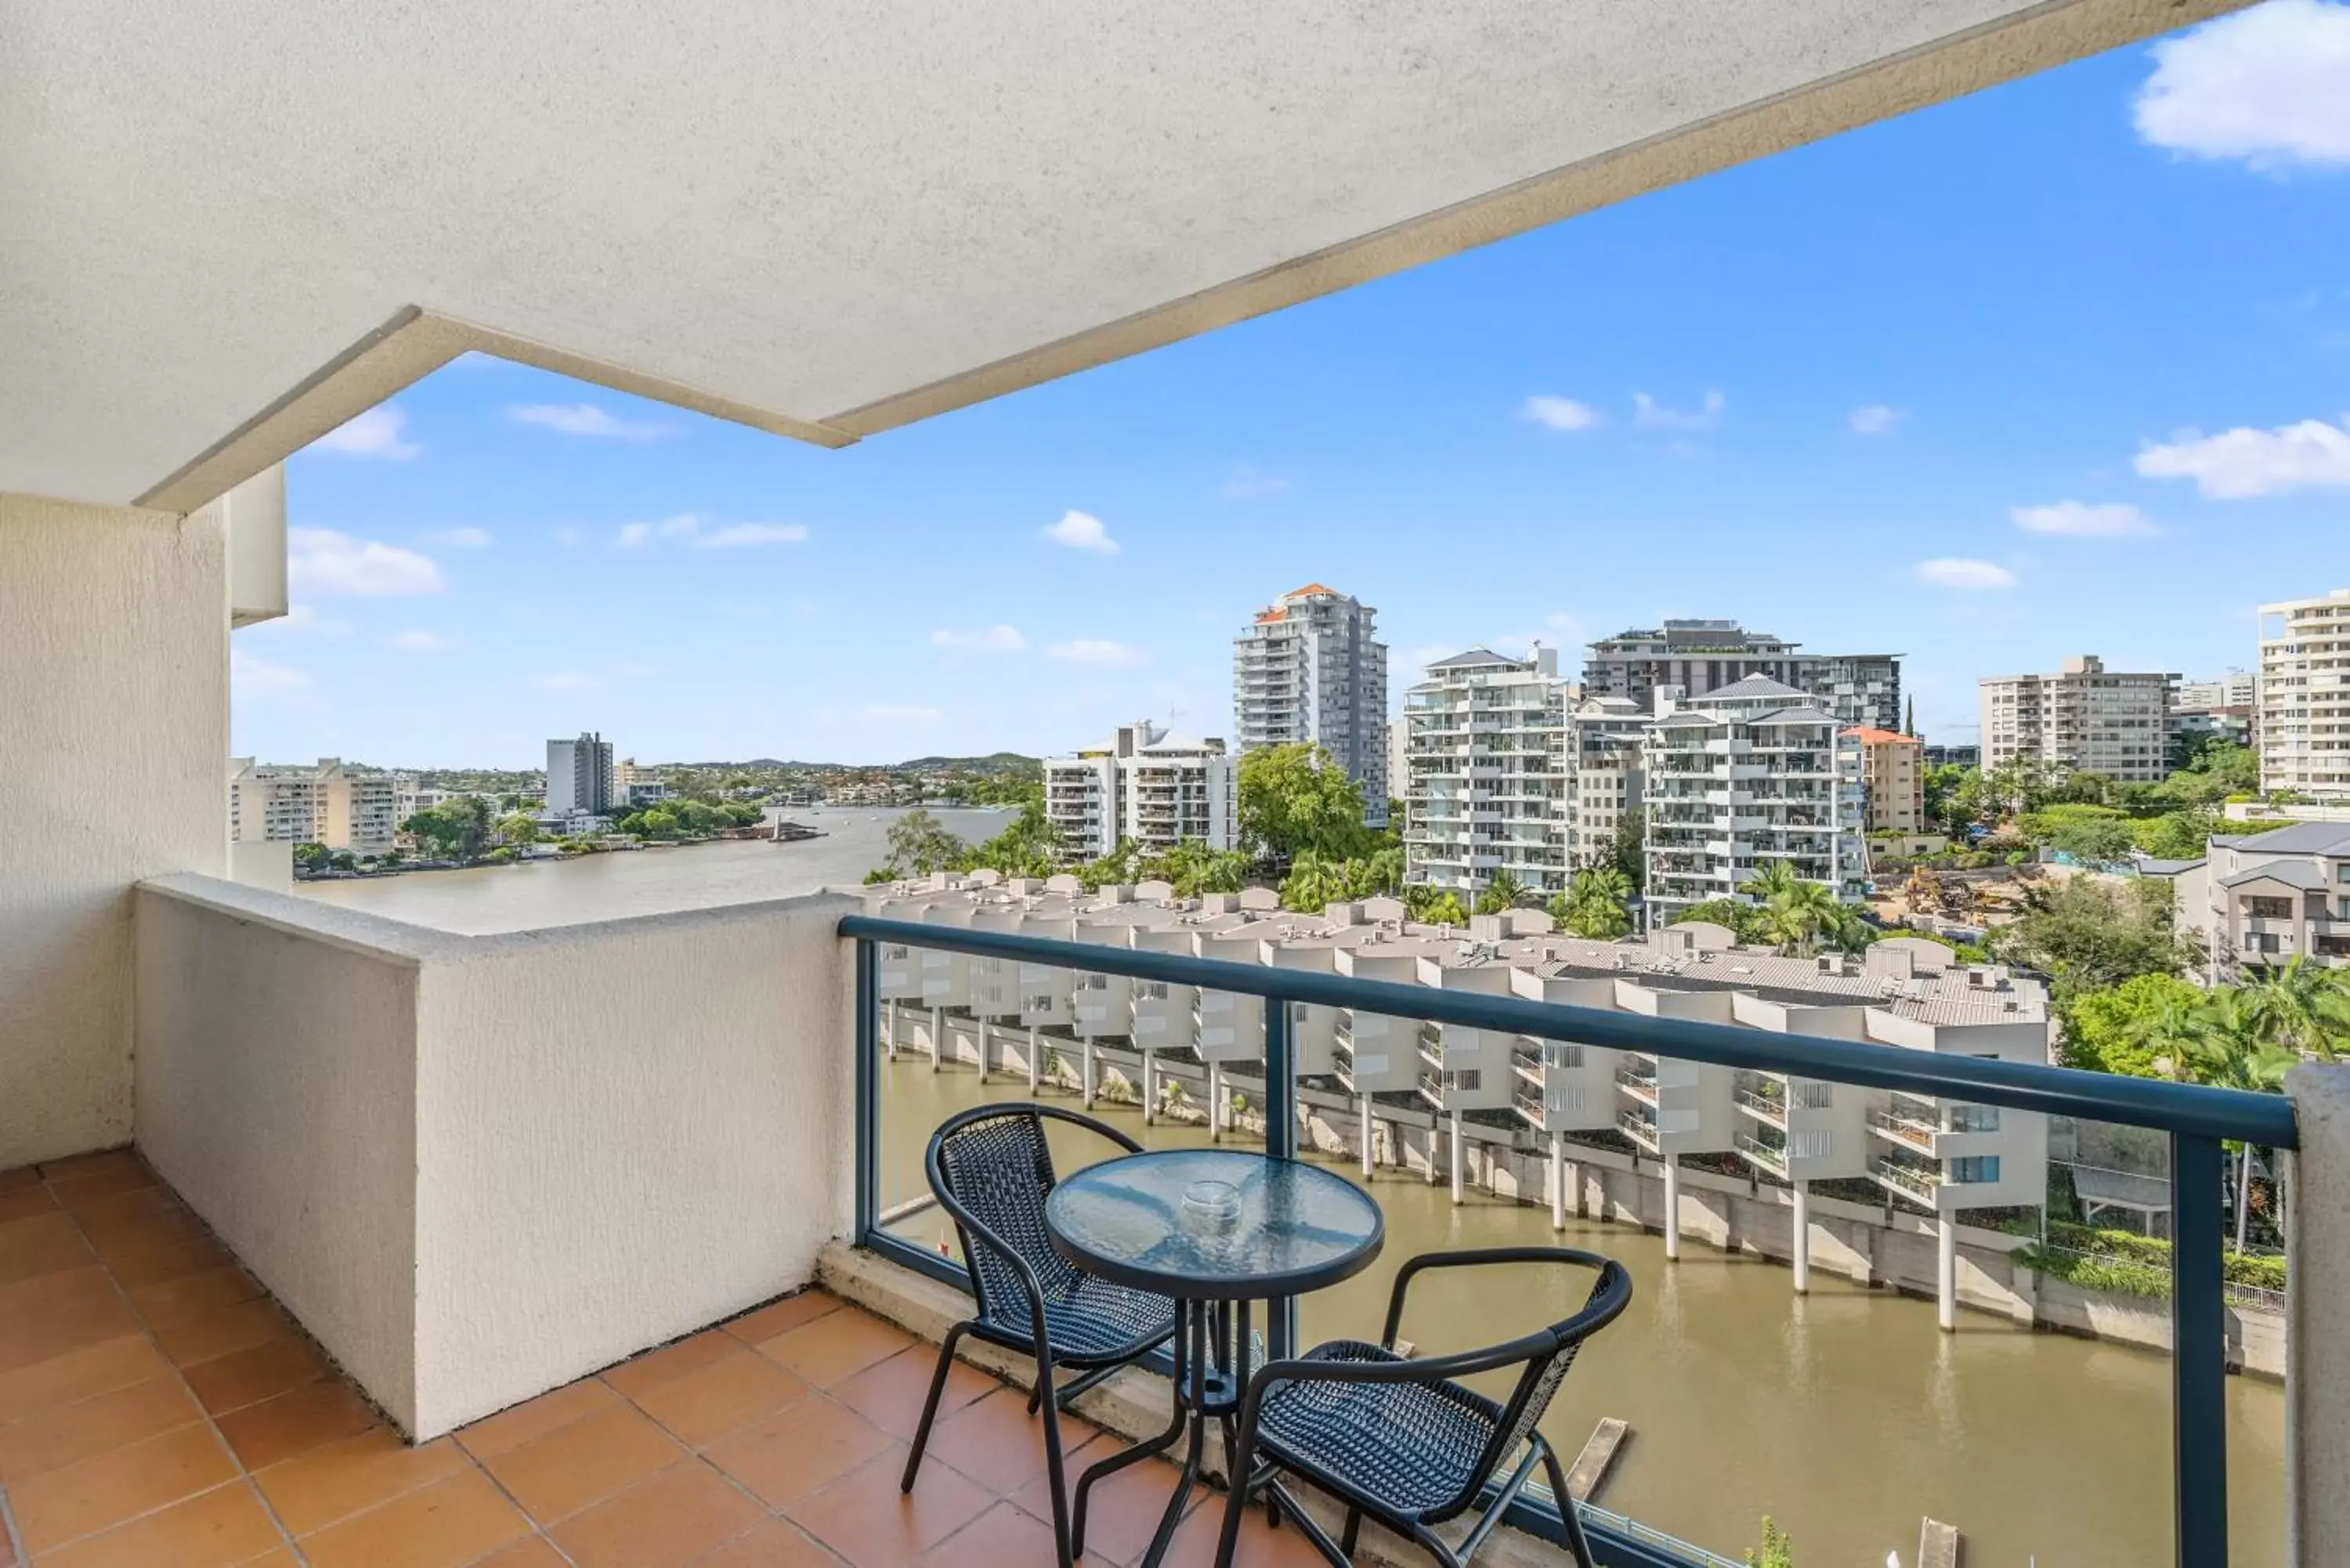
[1212,1246,1632,1568]
[899,1103,1178,1568]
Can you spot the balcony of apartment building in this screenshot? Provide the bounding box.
[17,9,2350,1565]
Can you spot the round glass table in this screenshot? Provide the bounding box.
[1044,1150,1383,1566]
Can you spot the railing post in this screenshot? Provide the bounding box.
[855,937,878,1243]
[1264,995,1297,1360]
[2172,1131,2227,1568]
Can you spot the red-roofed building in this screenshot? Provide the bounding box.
[1234,583,1390,818]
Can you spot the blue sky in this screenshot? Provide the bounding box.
[234,2,2350,769]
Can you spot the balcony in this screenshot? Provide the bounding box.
[1615,1063,1659,1104]
[1867,1106,1939,1154]
[1873,1154,1943,1204]
[1736,1131,1789,1177]
[1734,1085,1787,1128]
[1617,1106,1661,1151]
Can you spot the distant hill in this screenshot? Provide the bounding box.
[670,753,1038,772]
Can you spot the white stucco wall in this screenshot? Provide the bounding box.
[412,892,856,1436]
[131,876,857,1439]
[1,493,226,1167]
[134,882,426,1425]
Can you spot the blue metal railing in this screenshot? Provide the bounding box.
[842,914,2297,1568]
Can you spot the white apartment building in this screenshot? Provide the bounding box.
[1582,620,1903,732]
[1642,677,1868,920]
[1565,695,1646,869]
[1043,720,1237,859]
[613,758,670,809]
[2175,671,2255,757]
[315,758,401,856]
[226,758,322,846]
[1234,583,1390,816]
[1850,727,1925,834]
[864,878,2048,1326]
[546,732,614,817]
[1402,648,1567,897]
[1979,656,2176,783]
[2171,822,2350,978]
[2259,590,2350,801]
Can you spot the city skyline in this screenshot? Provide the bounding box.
[231,4,2350,768]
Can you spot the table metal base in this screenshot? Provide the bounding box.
[1071,1296,1253,1568]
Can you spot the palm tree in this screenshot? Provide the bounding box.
[2239,955,2350,1062]
[1743,859,1802,906]
[1477,869,1529,916]
[1562,867,1633,940]
[2178,991,2297,1252]
[1761,880,1844,956]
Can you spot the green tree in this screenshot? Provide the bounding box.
[2175,989,2298,1252]
[2239,956,2350,1061]
[1238,744,1376,862]
[1760,879,1846,956]
[1744,1516,1794,1568]
[401,797,491,861]
[880,807,965,876]
[1994,877,2190,998]
[1404,886,1468,927]
[1603,808,1646,893]
[1556,867,1634,939]
[497,812,541,847]
[1475,869,1530,916]
[1672,898,1770,946]
[293,842,329,869]
[1152,838,1253,898]
[2059,973,2209,1078]
[961,800,1064,879]
[2047,815,2137,865]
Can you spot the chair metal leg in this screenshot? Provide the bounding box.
[1073,1308,1188,1557]
[1211,1419,1256,1568]
[1541,1439,1598,1568]
[899,1322,969,1493]
[1341,1507,1363,1559]
[1038,1361,1076,1568]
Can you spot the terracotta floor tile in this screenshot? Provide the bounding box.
[49,1163,162,1212]
[130,1266,266,1332]
[153,1299,291,1368]
[0,1335,168,1425]
[924,1386,1098,1497]
[601,1330,741,1400]
[35,1150,144,1183]
[183,1335,329,1416]
[788,1447,995,1568]
[454,1378,620,1460]
[1010,1446,1191,1567]
[0,1187,57,1227]
[706,1398,895,1507]
[1161,1494,1340,1568]
[631,1348,810,1447]
[106,1234,235,1291]
[34,1480,284,1568]
[0,1268,138,1375]
[755,1311,914,1390]
[725,1292,841,1346]
[12,1421,240,1554]
[471,1539,571,1568]
[82,1203,213,1264]
[215,1378,380,1471]
[827,1345,996,1443]
[0,1210,97,1290]
[548,1460,767,1568]
[0,1374,203,1482]
[479,1401,685,1524]
[297,1466,533,1568]
[689,1518,844,1568]
[252,1429,468,1537]
[0,1164,42,1192]
[914,1500,1061,1568]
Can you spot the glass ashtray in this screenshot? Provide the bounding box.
[1180,1178,1242,1233]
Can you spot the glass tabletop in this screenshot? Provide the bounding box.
[1043,1149,1384,1299]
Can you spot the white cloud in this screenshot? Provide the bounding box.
[1849,404,1905,435]
[387,630,457,651]
[551,527,583,548]
[270,604,354,636]
[1633,390,1726,431]
[616,513,807,549]
[694,522,809,549]
[2010,500,2160,537]
[418,526,493,549]
[2135,415,2350,497]
[311,405,421,461]
[508,403,671,440]
[2133,0,2350,171]
[1522,396,1601,432]
[1050,639,1147,667]
[1219,464,1291,498]
[231,649,311,693]
[931,624,1029,652]
[1914,557,2017,591]
[286,528,446,596]
[1041,510,1119,555]
[864,704,942,722]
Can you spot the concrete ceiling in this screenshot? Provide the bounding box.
[1,0,2236,511]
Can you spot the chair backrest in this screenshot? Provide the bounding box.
[927,1104,1092,1322]
[1450,1259,1632,1520]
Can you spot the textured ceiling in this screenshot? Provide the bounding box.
[0,0,2236,508]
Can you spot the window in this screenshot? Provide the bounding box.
[1950,1155,2002,1184]
[1793,1081,1834,1111]
[1027,994,1059,1011]
[1135,981,1170,1002]
[1445,1070,1483,1093]
[1083,974,1109,991]
[1948,1104,2001,1133]
[1789,1130,1832,1161]
[1547,1043,1585,1068]
[2247,895,2294,920]
[882,945,909,961]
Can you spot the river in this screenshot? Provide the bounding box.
[877,1059,2287,1567]
[302,815,2287,1563]
[294,806,1007,934]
